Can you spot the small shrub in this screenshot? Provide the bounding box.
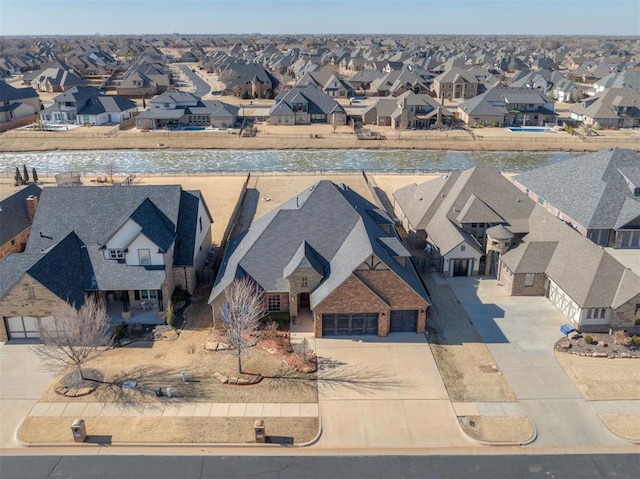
[584,335,593,345]
[632,335,640,347]
[112,325,124,340]
[165,300,174,327]
[262,312,290,329]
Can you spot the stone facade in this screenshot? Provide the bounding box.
[612,292,640,332]
[509,272,547,296]
[0,274,67,341]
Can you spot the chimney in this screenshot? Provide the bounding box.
[26,195,38,223]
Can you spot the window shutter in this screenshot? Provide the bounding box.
[158,289,163,300]
[134,290,140,300]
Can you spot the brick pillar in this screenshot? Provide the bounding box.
[26,195,39,222]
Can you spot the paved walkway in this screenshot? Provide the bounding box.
[27,401,318,418]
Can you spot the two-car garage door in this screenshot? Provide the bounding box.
[4,316,53,340]
[321,310,419,336]
[322,313,379,336]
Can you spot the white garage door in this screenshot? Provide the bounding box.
[548,281,577,323]
[4,316,53,339]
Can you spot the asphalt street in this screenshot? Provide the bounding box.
[1,454,639,479]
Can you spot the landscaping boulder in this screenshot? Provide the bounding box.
[204,341,218,351]
[213,372,228,383]
[162,330,179,341]
[556,339,572,351]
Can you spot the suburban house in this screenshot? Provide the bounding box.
[38,86,137,126]
[393,166,640,333]
[31,66,85,93]
[512,148,640,249]
[393,167,535,277]
[0,185,213,341]
[135,90,238,130]
[510,69,581,103]
[368,67,431,97]
[457,87,557,127]
[0,184,42,260]
[0,81,41,128]
[117,60,173,98]
[593,70,640,94]
[269,85,347,125]
[209,181,430,337]
[362,91,453,129]
[296,71,355,98]
[569,88,640,129]
[431,67,479,101]
[498,205,640,333]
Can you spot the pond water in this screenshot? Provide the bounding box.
[0,149,573,175]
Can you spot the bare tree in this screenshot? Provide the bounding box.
[32,295,113,381]
[218,277,266,374]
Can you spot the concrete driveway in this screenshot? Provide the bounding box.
[314,335,476,449]
[447,277,631,447]
[0,342,57,448]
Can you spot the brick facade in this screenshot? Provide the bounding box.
[0,228,30,261]
[313,269,429,337]
[0,274,67,341]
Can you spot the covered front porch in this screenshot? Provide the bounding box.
[101,290,165,326]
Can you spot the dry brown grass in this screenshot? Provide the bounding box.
[554,352,640,400]
[424,276,517,402]
[38,326,317,404]
[458,416,535,444]
[598,415,640,442]
[19,416,319,445]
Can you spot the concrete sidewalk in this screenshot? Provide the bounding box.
[27,401,318,419]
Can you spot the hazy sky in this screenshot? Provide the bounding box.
[1,0,639,36]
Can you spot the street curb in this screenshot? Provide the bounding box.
[455,415,538,447]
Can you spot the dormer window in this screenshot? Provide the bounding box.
[109,249,125,259]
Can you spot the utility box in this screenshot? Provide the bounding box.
[71,418,86,443]
[254,419,265,443]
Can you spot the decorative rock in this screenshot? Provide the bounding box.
[162,330,179,341]
[204,342,218,351]
[213,372,228,383]
[597,341,608,348]
[620,353,631,358]
[237,378,251,385]
[217,343,231,351]
[556,339,572,351]
[228,377,238,384]
[592,352,608,358]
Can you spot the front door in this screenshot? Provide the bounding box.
[298,293,310,308]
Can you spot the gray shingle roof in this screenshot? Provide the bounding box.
[270,84,345,116]
[394,167,534,255]
[513,148,640,230]
[0,185,206,301]
[502,206,640,308]
[0,183,41,246]
[210,180,429,308]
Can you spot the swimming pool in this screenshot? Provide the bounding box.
[509,127,554,133]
